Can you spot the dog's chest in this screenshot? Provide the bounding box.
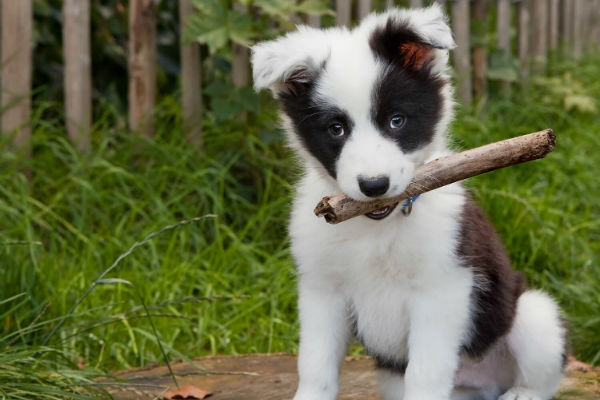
[349,276,412,358]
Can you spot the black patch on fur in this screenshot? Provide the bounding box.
[279,77,353,178]
[369,18,445,152]
[458,194,528,358]
[559,315,570,370]
[374,355,408,375]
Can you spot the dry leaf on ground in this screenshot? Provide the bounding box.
[162,385,212,399]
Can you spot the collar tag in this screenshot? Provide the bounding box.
[401,194,420,216]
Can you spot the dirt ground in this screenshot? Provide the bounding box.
[107,354,600,399]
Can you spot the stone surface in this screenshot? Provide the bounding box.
[107,354,600,399]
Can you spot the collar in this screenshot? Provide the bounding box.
[401,194,420,216]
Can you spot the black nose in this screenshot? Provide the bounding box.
[358,175,390,197]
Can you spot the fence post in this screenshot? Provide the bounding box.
[179,0,203,145]
[472,0,488,101]
[307,15,321,27]
[63,0,92,151]
[452,0,472,105]
[497,0,511,94]
[410,0,423,8]
[1,0,33,157]
[232,3,250,88]
[128,0,157,137]
[517,0,530,80]
[336,0,352,26]
[386,0,395,10]
[530,0,547,73]
[572,0,583,58]
[560,0,572,49]
[548,0,559,51]
[358,0,372,20]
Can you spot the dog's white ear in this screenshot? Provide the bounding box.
[406,4,455,51]
[251,26,330,96]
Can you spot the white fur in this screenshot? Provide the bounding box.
[251,5,565,400]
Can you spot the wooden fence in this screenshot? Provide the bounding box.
[2,0,600,157]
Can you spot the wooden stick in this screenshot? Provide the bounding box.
[314,129,556,224]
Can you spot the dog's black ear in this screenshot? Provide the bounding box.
[368,5,454,72]
[251,27,329,97]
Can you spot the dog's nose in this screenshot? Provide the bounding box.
[358,175,390,197]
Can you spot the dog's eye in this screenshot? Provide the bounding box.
[328,123,345,137]
[390,114,406,129]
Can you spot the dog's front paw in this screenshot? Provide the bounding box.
[293,388,335,400]
[499,387,543,400]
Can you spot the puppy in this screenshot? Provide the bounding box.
[251,5,566,400]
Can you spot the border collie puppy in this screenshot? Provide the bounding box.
[251,5,566,400]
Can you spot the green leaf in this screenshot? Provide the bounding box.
[188,0,254,51]
[294,0,335,16]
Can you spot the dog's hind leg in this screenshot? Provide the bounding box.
[499,290,566,400]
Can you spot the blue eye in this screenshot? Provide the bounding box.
[328,123,345,137]
[390,114,406,129]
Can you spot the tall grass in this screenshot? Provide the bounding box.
[0,54,599,397]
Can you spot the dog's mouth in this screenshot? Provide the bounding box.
[365,202,398,220]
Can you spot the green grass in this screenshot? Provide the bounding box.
[0,54,599,398]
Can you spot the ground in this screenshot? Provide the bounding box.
[108,354,600,399]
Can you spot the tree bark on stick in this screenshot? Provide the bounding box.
[315,129,556,224]
[63,0,92,151]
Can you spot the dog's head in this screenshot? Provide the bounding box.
[252,5,455,203]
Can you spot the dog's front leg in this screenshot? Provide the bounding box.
[403,283,471,400]
[293,277,350,400]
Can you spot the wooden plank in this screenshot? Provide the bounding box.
[179,0,203,144]
[560,0,573,48]
[63,0,92,151]
[306,15,321,28]
[530,0,547,72]
[1,0,33,156]
[336,0,351,26]
[232,3,249,88]
[594,1,600,49]
[451,0,472,105]
[548,0,559,51]
[572,0,583,58]
[357,0,372,20]
[472,0,488,100]
[410,0,423,8]
[128,0,157,137]
[497,0,511,94]
[107,354,600,400]
[518,0,530,80]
